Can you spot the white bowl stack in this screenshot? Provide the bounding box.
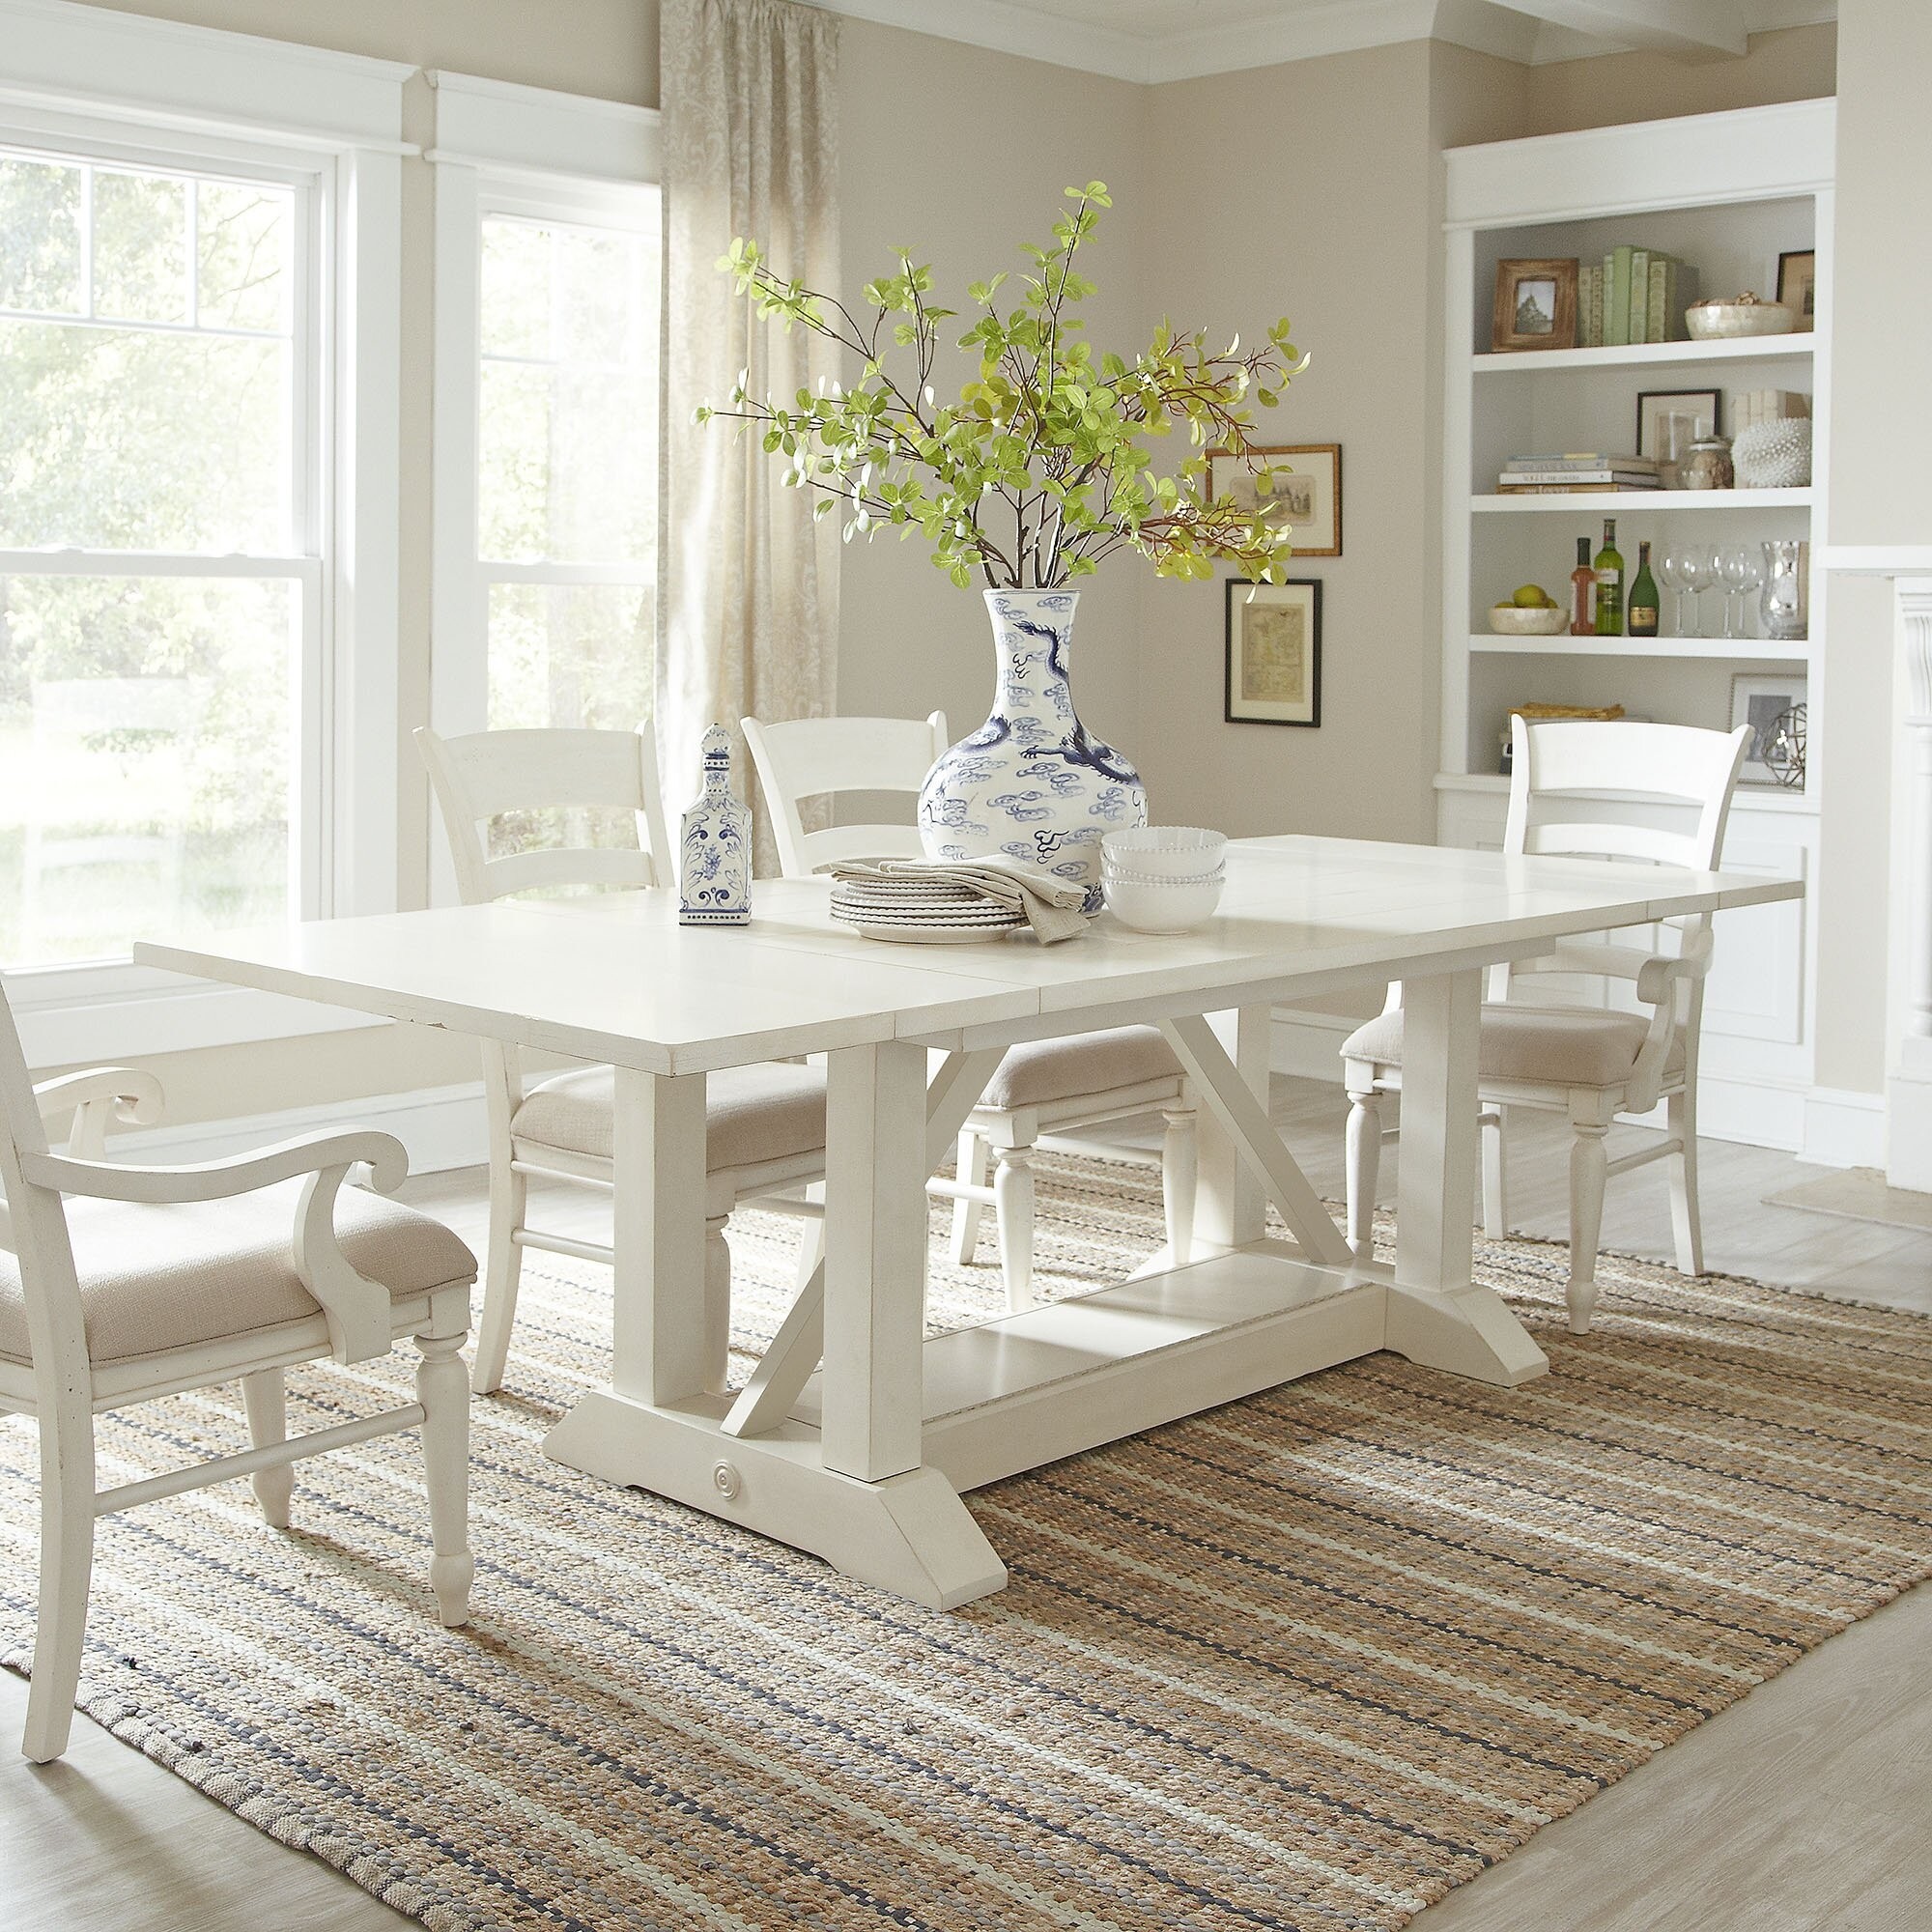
[1101,827,1228,933]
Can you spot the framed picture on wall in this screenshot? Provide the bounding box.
[1205,443,1342,556]
[1777,248,1817,331]
[1226,578,1321,727]
[1492,258,1577,352]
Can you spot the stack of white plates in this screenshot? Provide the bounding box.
[829,874,1025,944]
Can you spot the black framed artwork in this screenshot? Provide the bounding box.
[1225,578,1321,727]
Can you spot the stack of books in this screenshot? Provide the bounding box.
[1730,389,1811,435]
[1577,247,1697,348]
[1496,452,1662,495]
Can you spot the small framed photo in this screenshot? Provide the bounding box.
[1205,443,1342,556]
[1636,386,1721,459]
[1729,673,1807,788]
[1226,578,1321,727]
[1777,248,1816,331]
[1492,258,1577,352]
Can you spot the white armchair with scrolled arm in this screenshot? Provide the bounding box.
[0,987,479,1764]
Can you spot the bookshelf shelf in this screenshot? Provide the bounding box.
[1472,334,1813,376]
[1472,488,1812,513]
[1465,632,1809,662]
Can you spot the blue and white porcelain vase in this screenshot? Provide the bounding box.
[918,589,1146,911]
[678,724,752,926]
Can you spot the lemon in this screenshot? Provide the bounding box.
[1512,583,1555,609]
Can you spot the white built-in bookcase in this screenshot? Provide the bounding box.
[1437,99,1843,1156]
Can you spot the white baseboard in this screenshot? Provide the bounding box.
[104,1082,490,1176]
[1804,1085,1888,1171]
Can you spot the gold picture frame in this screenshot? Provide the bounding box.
[1204,443,1341,557]
[1226,579,1321,727]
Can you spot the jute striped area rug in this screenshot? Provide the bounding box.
[4,1154,1930,1932]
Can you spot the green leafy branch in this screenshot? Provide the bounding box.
[694,182,1309,591]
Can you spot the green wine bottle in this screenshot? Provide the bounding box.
[1628,539,1660,638]
[1593,518,1624,637]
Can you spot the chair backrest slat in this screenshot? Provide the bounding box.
[1504,717,1749,873]
[741,712,948,878]
[416,724,672,905]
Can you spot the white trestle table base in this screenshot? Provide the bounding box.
[137,837,1799,1611]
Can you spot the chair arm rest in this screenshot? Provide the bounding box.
[18,1130,408,1205]
[1537,941,1693,984]
[33,1067,166,1156]
[19,1131,412,1365]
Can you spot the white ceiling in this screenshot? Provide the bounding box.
[802,0,1836,84]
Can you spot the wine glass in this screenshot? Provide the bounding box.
[1657,545,1692,637]
[1718,546,1764,640]
[1677,544,1717,639]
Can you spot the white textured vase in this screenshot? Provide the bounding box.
[918,588,1147,911]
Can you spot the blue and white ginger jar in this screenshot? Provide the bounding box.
[918,589,1146,912]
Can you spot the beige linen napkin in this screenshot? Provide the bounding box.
[828,858,1092,944]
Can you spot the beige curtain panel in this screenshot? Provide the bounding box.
[657,0,841,872]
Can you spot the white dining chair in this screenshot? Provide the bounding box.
[0,979,477,1763]
[416,724,830,1395]
[742,711,1199,1308]
[1342,714,1750,1333]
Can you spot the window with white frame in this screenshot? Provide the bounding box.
[0,136,321,967]
[430,84,662,877]
[476,193,659,738]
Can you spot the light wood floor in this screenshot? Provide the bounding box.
[5,1075,1929,1932]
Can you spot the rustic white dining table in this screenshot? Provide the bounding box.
[137,835,1801,1610]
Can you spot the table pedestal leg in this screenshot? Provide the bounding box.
[1382,970,1548,1386]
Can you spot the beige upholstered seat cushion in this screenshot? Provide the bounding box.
[0,1182,476,1367]
[980,1026,1183,1112]
[514,1061,828,1170]
[1342,1003,1684,1090]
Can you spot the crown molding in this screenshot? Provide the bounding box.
[796,0,1834,82]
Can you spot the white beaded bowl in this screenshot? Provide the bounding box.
[1488,604,1568,636]
[1103,870,1226,933]
[1100,825,1228,880]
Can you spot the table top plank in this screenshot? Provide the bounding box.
[134,836,1803,1071]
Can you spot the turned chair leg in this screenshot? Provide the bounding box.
[993,1142,1037,1312]
[703,1214,733,1396]
[414,1331,473,1630]
[1344,1087,1382,1264]
[1161,1103,1199,1266]
[1567,1120,1611,1334]
[950,1128,989,1264]
[470,1163,527,1396]
[240,1368,294,1528]
[1666,1089,1705,1278]
[1480,1107,1510,1238]
[23,1405,96,1764]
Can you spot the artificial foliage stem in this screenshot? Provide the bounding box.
[695,182,1310,593]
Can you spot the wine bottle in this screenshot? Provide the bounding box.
[1628,540,1660,638]
[1570,536,1596,637]
[1593,518,1624,637]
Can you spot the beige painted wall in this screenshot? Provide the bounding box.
[1130,40,1525,845]
[1814,0,1929,1095]
[1519,22,1835,136]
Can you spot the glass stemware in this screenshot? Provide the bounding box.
[1657,545,1692,637]
[1718,546,1764,640]
[1676,544,1717,639]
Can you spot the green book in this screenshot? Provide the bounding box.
[1647,257,1677,344]
[1606,245,1632,348]
[1629,248,1651,344]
